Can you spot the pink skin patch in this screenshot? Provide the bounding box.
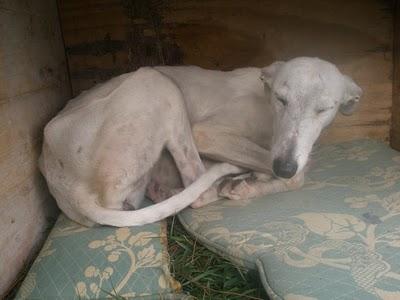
[146,180,182,203]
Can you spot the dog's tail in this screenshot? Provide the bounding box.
[77,163,242,227]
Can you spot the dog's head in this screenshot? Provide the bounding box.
[260,57,362,179]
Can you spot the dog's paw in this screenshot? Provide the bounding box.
[191,185,220,208]
[218,178,254,201]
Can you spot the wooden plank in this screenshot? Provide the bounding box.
[0,7,68,103]
[58,0,393,144]
[0,0,70,296]
[391,0,400,150]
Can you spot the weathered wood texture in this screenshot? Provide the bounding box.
[392,0,400,150]
[0,0,71,295]
[59,0,393,143]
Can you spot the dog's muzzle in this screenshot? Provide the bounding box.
[273,158,298,178]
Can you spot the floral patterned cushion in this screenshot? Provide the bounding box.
[179,139,400,300]
[15,214,186,300]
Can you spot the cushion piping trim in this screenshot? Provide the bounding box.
[256,259,283,300]
[178,214,255,268]
[178,214,281,298]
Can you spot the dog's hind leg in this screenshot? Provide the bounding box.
[167,118,206,188]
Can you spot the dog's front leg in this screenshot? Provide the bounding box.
[192,122,272,173]
[218,171,305,201]
[189,122,273,208]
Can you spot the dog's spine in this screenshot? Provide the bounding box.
[77,163,243,227]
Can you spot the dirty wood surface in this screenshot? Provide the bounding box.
[0,0,71,295]
[58,0,393,143]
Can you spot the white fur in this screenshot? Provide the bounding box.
[40,57,362,226]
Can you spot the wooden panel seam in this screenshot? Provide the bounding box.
[391,0,400,150]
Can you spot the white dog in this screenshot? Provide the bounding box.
[39,57,362,227]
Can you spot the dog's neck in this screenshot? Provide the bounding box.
[155,66,265,122]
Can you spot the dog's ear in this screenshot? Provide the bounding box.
[339,75,362,116]
[260,61,285,87]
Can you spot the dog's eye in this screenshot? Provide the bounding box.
[276,96,288,106]
[316,106,333,114]
[316,108,327,114]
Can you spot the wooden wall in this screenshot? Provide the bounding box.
[392,0,400,150]
[59,0,393,144]
[0,0,71,295]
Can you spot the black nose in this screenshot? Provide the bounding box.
[273,158,298,178]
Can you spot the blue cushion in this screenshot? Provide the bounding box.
[179,139,400,299]
[15,214,186,299]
